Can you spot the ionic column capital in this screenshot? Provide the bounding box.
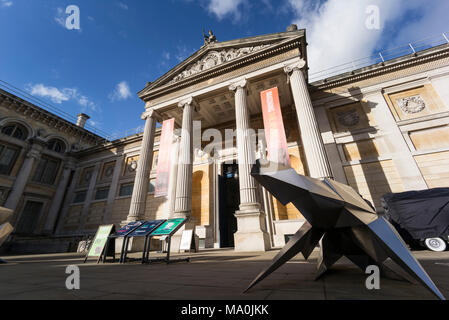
[283,59,307,75]
[178,96,199,111]
[229,78,248,92]
[141,108,162,121]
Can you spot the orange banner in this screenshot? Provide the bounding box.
[260,87,290,166]
[154,118,175,198]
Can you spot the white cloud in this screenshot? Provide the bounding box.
[207,0,245,20]
[27,83,97,112]
[117,2,128,10]
[0,0,13,7]
[1,0,12,7]
[109,81,132,102]
[287,0,449,77]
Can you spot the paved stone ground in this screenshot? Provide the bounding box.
[1,249,448,300]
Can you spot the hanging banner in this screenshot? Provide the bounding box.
[154,118,175,198]
[260,87,291,166]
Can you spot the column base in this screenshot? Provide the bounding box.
[234,209,270,252]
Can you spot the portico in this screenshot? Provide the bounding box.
[128,26,332,252]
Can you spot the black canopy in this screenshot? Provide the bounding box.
[382,188,449,240]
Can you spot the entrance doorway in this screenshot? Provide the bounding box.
[218,163,240,248]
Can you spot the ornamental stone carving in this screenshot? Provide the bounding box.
[337,109,360,127]
[397,95,426,114]
[169,45,270,84]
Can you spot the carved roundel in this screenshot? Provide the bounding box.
[337,109,360,127]
[397,95,426,114]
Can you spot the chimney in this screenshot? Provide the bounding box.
[76,113,90,128]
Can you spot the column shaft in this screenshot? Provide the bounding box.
[174,101,194,218]
[127,111,157,222]
[232,81,259,209]
[43,163,74,233]
[4,146,41,211]
[287,62,333,179]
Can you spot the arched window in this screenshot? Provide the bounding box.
[47,139,66,153]
[1,123,28,141]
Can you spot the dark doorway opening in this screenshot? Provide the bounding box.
[218,163,240,248]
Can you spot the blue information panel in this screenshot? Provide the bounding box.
[129,220,166,237]
[115,221,144,237]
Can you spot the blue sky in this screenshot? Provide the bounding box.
[0,0,448,139]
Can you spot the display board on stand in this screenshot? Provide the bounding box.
[120,219,166,263]
[102,221,144,263]
[84,224,115,263]
[179,229,199,252]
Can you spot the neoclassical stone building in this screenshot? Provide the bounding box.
[1,26,449,253]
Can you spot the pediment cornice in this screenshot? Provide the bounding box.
[139,29,306,101]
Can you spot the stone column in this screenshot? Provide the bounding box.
[173,97,195,219]
[285,60,333,179]
[126,109,159,222]
[167,134,180,218]
[229,79,270,252]
[4,142,43,212]
[55,167,81,235]
[43,159,76,234]
[79,162,101,231]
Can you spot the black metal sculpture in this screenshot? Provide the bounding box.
[245,160,445,300]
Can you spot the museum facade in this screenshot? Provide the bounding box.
[1,25,449,253]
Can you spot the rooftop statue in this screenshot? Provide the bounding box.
[203,29,217,45]
[245,160,445,300]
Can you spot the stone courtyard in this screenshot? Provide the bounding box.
[1,248,448,300]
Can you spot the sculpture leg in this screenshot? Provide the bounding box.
[353,218,445,300]
[316,231,343,280]
[245,222,324,292]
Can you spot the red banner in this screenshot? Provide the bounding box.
[154,118,175,198]
[260,87,291,166]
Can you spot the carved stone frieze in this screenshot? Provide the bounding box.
[169,45,271,84]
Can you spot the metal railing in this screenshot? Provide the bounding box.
[309,31,449,83]
[0,80,115,140]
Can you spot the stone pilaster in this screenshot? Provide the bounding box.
[4,142,43,212]
[79,162,101,231]
[173,97,195,219]
[126,109,160,222]
[285,60,333,179]
[55,167,81,235]
[229,79,270,252]
[104,155,125,224]
[43,158,76,234]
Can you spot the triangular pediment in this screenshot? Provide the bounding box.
[139,29,306,99]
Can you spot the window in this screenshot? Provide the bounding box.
[148,179,156,194]
[32,156,60,184]
[73,191,87,203]
[1,123,28,141]
[47,139,66,153]
[119,183,134,197]
[95,187,109,200]
[0,144,19,175]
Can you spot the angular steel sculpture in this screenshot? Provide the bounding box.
[245,160,445,300]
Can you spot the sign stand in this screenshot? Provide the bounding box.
[83,225,115,264]
[179,229,199,253]
[143,218,190,265]
[120,220,166,263]
[102,221,144,264]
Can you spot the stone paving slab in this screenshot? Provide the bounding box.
[0,248,448,300]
